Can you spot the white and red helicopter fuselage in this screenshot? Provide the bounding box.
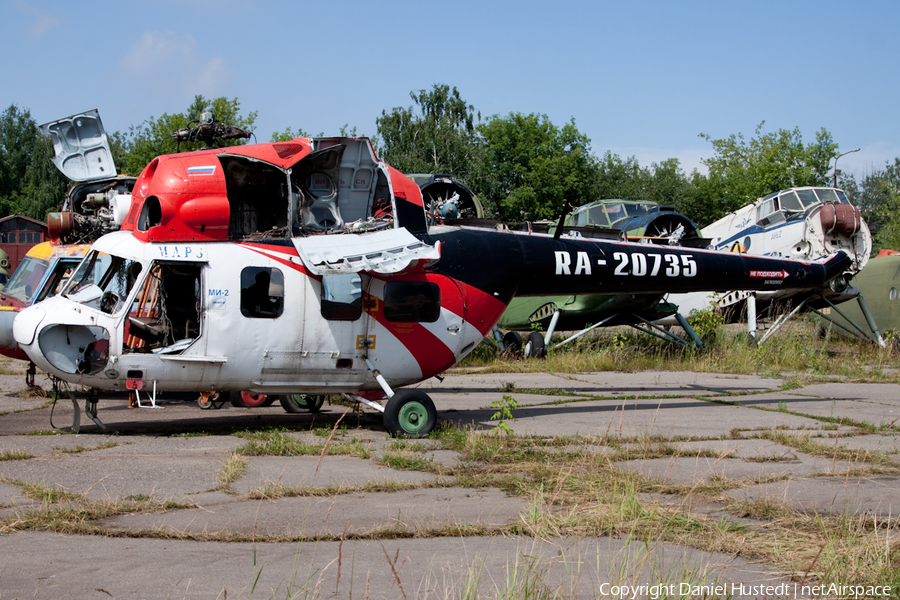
[13,136,852,436]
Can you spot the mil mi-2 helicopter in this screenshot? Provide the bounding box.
[13,130,852,437]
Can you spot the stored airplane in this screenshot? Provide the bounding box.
[13,135,852,437]
[658,186,875,344]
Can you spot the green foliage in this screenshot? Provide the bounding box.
[375,84,483,183]
[687,122,838,226]
[269,126,312,142]
[0,104,69,219]
[842,158,900,252]
[116,95,258,176]
[478,113,594,220]
[490,394,519,435]
[686,301,725,343]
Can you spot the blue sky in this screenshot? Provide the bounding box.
[3,0,897,180]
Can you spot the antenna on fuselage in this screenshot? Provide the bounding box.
[553,200,574,241]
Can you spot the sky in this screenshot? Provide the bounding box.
[2,0,898,181]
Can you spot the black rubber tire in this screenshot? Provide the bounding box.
[279,394,325,413]
[383,389,437,438]
[502,331,523,354]
[526,331,546,358]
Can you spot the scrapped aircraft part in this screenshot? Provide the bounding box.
[39,110,117,182]
[295,229,440,275]
[171,112,252,149]
[384,389,437,438]
[525,331,546,358]
[37,324,109,375]
[813,292,886,347]
[820,203,863,237]
[279,394,325,413]
[528,302,559,324]
[409,174,485,223]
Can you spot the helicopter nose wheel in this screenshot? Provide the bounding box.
[383,389,436,438]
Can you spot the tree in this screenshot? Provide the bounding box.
[843,159,900,253]
[270,126,312,142]
[375,84,483,182]
[478,113,595,220]
[117,95,258,176]
[0,105,68,220]
[586,152,649,201]
[687,122,838,226]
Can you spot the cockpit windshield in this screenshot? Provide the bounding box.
[756,187,851,226]
[572,201,654,228]
[2,256,50,303]
[63,251,143,314]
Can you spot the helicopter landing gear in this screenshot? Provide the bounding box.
[383,389,436,438]
[279,394,325,413]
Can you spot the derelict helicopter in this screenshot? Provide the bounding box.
[13,130,852,437]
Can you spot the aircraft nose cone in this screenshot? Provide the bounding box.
[13,306,45,347]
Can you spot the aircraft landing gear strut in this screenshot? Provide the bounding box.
[344,360,438,438]
[55,385,107,434]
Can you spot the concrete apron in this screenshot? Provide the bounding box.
[0,366,897,597]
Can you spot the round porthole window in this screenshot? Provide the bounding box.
[890,287,897,301]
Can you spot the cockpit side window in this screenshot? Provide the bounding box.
[815,188,842,205]
[2,256,50,303]
[240,267,284,318]
[63,251,141,314]
[779,191,802,212]
[795,189,818,209]
[35,260,79,303]
[383,281,440,323]
[321,273,362,321]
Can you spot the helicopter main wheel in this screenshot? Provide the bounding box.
[502,331,523,355]
[383,390,436,438]
[279,394,325,413]
[230,391,273,408]
[524,331,546,358]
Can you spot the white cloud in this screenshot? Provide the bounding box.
[16,1,60,37]
[119,31,236,101]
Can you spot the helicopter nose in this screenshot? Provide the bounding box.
[13,305,45,348]
[14,306,111,376]
[35,323,111,375]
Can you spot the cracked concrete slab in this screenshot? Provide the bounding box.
[727,475,900,517]
[99,487,525,537]
[615,453,843,485]
[231,455,440,495]
[0,532,792,600]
